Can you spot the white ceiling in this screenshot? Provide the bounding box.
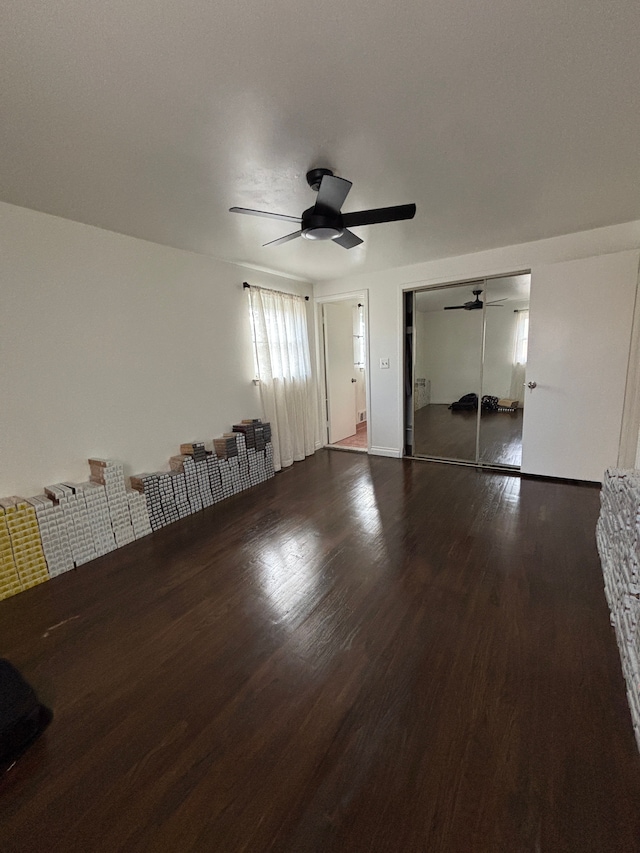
[2,0,639,282]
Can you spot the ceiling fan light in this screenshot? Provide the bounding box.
[302,226,344,241]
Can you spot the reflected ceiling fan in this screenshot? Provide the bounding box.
[229,168,416,249]
[444,289,506,311]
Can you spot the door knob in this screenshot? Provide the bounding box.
[526,381,537,389]
[351,378,357,383]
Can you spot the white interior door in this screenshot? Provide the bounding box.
[324,302,357,443]
[521,251,639,481]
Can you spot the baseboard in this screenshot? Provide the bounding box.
[520,472,601,488]
[369,446,403,458]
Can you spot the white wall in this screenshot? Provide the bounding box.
[313,220,640,457]
[0,202,313,496]
[417,309,483,405]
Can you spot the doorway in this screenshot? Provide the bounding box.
[405,273,531,469]
[319,296,369,452]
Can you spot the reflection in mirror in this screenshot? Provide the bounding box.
[413,283,484,461]
[479,274,530,467]
[410,273,531,468]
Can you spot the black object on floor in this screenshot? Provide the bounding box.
[449,392,478,411]
[0,659,52,774]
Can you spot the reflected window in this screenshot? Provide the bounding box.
[514,310,529,364]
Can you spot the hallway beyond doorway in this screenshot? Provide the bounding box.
[330,420,367,451]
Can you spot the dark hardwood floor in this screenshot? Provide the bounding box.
[414,404,523,466]
[1,451,639,852]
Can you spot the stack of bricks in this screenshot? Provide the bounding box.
[231,431,252,491]
[130,474,165,532]
[219,459,234,498]
[215,434,241,497]
[0,504,22,600]
[233,420,274,485]
[195,459,215,507]
[44,484,98,567]
[180,442,207,463]
[77,482,117,557]
[171,455,203,513]
[597,468,640,752]
[0,418,277,604]
[168,470,192,519]
[180,443,215,508]
[127,489,152,539]
[89,459,135,547]
[265,440,274,477]
[206,453,224,503]
[214,434,239,460]
[61,483,101,563]
[1,497,49,592]
[26,495,74,577]
[157,473,179,526]
[196,458,215,508]
[228,453,243,495]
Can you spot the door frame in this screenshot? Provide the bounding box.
[402,270,531,471]
[314,291,371,452]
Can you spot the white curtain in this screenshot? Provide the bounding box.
[509,310,529,404]
[248,286,318,471]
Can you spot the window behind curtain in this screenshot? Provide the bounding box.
[246,285,317,471]
[248,289,312,382]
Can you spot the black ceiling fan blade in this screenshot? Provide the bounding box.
[342,203,416,228]
[262,230,302,247]
[315,175,352,214]
[444,305,466,310]
[333,229,363,250]
[229,207,301,224]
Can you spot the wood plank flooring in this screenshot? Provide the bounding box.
[414,404,523,466]
[1,451,639,852]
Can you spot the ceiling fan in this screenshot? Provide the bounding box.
[229,168,416,249]
[444,289,506,311]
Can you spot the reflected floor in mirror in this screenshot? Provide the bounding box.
[1,451,639,852]
[413,403,523,466]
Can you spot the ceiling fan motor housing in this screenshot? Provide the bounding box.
[301,206,344,241]
[305,167,334,192]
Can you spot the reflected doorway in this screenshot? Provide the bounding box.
[407,273,530,469]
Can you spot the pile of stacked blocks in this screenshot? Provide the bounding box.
[597,468,640,752]
[0,420,273,602]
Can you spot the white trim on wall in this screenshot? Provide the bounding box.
[369,446,403,458]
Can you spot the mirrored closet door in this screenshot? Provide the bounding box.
[407,273,530,469]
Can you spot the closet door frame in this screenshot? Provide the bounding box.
[405,270,530,471]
